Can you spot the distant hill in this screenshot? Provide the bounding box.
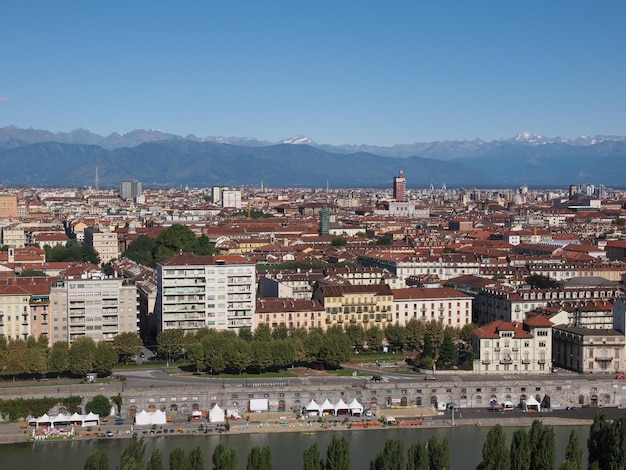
[1,126,625,188]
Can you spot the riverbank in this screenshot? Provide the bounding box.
[0,411,600,446]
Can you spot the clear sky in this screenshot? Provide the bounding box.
[1,1,625,146]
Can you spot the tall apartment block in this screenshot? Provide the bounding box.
[0,193,18,218]
[49,277,138,343]
[121,179,142,200]
[393,170,406,202]
[84,225,120,263]
[156,253,255,334]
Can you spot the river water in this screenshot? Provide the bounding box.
[0,425,589,469]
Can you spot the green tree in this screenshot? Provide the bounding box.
[238,327,253,342]
[222,335,252,373]
[428,436,450,470]
[84,450,109,470]
[247,445,273,470]
[369,438,404,470]
[460,323,476,343]
[375,235,393,245]
[560,430,582,470]
[123,234,157,267]
[331,237,347,246]
[85,394,111,417]
[271,339,296,370]
[186,342,206,373]
[48,341,70,378]
[68,336,96,376]
[407,441,429,470]
[325,434,350,470]
[344,324,366,352]
[530,421,556,470]
[24,346,48,376]
[478,424,509,470]
[437,333,457,368]
[212,443,237,470]
[169,446,188,470]
[253,323,272,342]
[303,443,322,470]
[588,412,610,469]
[366,325,383,351]
[525,274,559,289]
[510,428,531,470]
[156,328,186,362]
[202,333,228,374]
[384,324,406,353]
[5,338,28,379]
[405,319,425,351]
[272,324,289,341]
[607,414,626,469]
[119,434,146,468]
[146,448,164,470]
[112,332,143,365]
[188,446,205,470]
[319,327,352,369]
[154,224,199,263]
[93,341,118,376]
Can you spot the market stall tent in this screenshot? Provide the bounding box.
[209,404,225,423]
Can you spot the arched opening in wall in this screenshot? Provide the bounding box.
[128,406,137,418]
[430,396,438,408]
[459,395,467,408]
[385,396,392,407]
[489,394,498,407]
[519,394,527,406]
[294,399,301,412]
[578,395,585,405]
[192,403,200,411]
[591,395,598,407]
[170,404,178,412]
[278,400,286,412]
[416,396,423,406]
[602,394,611,406]
[148,404,157,411]
[475,395,482,407]
[370,398,378,412]
[160,405,166,412]
[181,404,188,415]
[58,406,68,414]
[400,396,408,407]
[505,394,512,402]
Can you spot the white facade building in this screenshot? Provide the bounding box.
[392,287,473,327]
[156,253,255,333]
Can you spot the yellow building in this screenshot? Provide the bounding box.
[312,284,394,329]
[0,194,18,218]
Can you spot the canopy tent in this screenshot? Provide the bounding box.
[51,413,72,426]
[134,409,166,426]
[209,404,225,423]
[502,401,515,411]
[249,398,269,412]
[320,399,335,415]
[334,399,349,415]
[69,412,83,424]
[305,399,321,415]
[523,395,540,412]
[83,412,100,426]
[347,398,364,416]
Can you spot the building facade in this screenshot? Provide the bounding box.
[392,287,473,327]
[156,253,256,334]
[49,276,138,343]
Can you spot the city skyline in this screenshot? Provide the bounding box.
[1,1,625,146]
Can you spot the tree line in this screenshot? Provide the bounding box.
[0,331,143,379]
[157,320,474,374]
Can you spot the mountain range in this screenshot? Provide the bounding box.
[1,126,625,189]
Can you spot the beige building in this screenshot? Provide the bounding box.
[552,324,625,374]
[472,316,553,374]
[84,225,120,263]
[49,277,138,343]
[392,287,473,327]
[0,194,18,218]
[312,284,394,330]
[254,298,325,332]
[1,225,26,248]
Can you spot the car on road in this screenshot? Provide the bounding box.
[616,374,626,380]
[106,431,114,437]
[424,375,436,381]
[371,375,383,382]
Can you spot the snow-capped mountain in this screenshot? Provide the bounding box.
[282,135,315,145]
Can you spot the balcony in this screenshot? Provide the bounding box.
[500,359,513,364]
[521,359,530,364]
[538,359,547,364]
[482,359,491,365]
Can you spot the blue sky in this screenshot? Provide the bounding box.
[1,1,625,146]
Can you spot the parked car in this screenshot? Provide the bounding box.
[424,375,436,381]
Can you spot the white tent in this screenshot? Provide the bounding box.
[84,412,100,426]
[150,409,167,425]
[209,404,225,423]
[334,399,349,415]
[320,399,335,415]
[347,398,364,416]
[69,412,83,425]
[52,413,72,426]
[35,413,51,427]
[523,395,540,412]
[305,399,321,415]
[134,410,151,426]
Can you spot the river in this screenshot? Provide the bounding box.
[0,425,590,469]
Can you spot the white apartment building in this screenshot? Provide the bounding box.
[221,190,242,209]
[392,287,473,327]
[472,316,553,375]
[156,253,256,334]
[49,277,138,343]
